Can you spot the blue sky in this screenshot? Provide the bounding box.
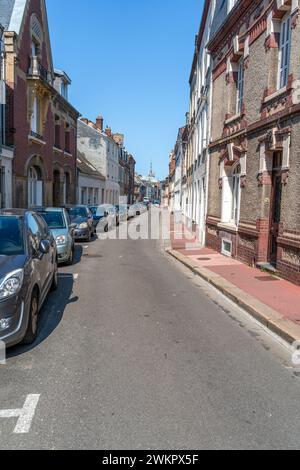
[47,0,204,180]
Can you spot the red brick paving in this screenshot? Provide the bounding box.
[170,224,300,324]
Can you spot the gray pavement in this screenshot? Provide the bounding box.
[0,214,300,449]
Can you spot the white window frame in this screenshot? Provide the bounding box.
[278,14,291,90]
[221,163,241,226]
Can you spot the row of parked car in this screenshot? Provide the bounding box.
[0,202,149,348]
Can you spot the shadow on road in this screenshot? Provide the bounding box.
[7,271,77,358]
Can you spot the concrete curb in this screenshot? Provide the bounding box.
[166,248,300,345]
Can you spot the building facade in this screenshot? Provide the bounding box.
[77,117,120,205]
[77,151,106,205]
[184,0,216,244]
[206,0,300,284]
[173,126,187,213]
[0,0,79,208]
[118,141,136,204]
[0,24,13,208]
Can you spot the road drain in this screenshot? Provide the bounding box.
[198,257,211,261]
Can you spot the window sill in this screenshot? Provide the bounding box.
[224,112,242,125]
[64,151,73,157]
[264,86,287,104]
[218,222,239,232]
[53,146,63,154]
[28,134,46,145]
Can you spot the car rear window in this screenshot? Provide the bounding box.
[40,212,66,229]
[0,216,25,256]
[68,207,87,218]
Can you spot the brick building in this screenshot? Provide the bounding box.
[206,0,300,284]
[0,0,79,208]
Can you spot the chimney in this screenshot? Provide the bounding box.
[96,115,104,132]
[105,126,112,137]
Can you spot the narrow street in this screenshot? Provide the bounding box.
[0,213,300,450]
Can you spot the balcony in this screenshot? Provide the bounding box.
[28,56,52,85]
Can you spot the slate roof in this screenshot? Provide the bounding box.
[0,0,27,33]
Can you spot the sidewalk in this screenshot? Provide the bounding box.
[166,220,300,344]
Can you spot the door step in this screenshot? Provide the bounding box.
[256,262,278,274]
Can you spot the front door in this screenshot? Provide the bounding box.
[269,153,283,266]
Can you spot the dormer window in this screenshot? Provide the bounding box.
[278,14,291,89]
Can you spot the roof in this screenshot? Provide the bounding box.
[77,151,106,180]
[0,0,27,33]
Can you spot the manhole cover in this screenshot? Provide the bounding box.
[83,254,103,258]
[255,276,278,282]
[198,257,211,261]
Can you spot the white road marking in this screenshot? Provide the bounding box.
[0,394,40,434]
[73,273,79,280]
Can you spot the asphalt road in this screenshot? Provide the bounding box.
[1,212,300,449]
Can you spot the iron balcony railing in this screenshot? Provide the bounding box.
[28,56,52,84]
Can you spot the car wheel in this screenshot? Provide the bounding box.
[51,260,58,291]
[22,290,39,345]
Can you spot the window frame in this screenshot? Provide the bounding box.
[278,13,292,90]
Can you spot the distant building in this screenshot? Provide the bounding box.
[77,117,120,205]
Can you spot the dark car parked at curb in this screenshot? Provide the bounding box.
[0,210,58,348]
[66,206,94,242]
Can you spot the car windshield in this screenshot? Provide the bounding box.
[40,211,66,229]
[0,216,25,256]
[68,207,87,218]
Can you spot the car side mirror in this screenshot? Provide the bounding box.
[40,239,51,255]
[104,212,109,217]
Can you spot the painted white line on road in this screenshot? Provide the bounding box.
[0,394,40,434]
[73,273,79,280]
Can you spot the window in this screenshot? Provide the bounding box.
[65,124,70,153]
[54,115,60,148]
[221,164,241,226]
[0,167,5,208]
[28,166,43,207]
[31,97,41,135]
[236,59,244,113]
[231,165,241,225]
[278,15,291,89]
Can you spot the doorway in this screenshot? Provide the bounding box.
[269,152,283,267]
[53,170,61,207]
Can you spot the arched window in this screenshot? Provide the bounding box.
[28,166,43,207]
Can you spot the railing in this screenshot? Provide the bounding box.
[30,130,44,141]
[28,56,52,84]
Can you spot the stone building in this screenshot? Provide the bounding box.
[184,0,217,245]
[77,117,120,205]
[206,0,300,284]
[117,140,136,205]
[0,0,79,208]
